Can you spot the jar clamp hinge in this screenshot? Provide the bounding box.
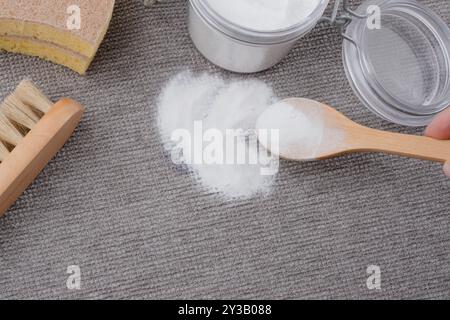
[319,0,369,46]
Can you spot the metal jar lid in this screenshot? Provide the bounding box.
[190,0,330,45]
[342,0,450,126]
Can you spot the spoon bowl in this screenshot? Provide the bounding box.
[256,98,450,163]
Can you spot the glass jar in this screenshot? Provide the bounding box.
[188,0,330,73]
[188,0,450,126]
[343,0,450,126]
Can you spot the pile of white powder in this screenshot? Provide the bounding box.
[158,71,278,198]
[205,0,322,31]
[157,73,343,198]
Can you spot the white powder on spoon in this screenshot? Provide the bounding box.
[158,71,277,198]
[205,0,322,31]
[256,100,345,160]
[256,101,324,160]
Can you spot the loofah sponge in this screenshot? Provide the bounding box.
[0,0,115,74]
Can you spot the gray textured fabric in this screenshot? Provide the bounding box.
[1,0,450,300]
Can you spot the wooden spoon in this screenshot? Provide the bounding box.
[256,98,450,162]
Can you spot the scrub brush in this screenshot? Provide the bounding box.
[0,80,84,216]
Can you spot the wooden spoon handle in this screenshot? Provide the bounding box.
[354,127,450,163]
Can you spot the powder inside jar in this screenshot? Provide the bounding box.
[205,0,322,31]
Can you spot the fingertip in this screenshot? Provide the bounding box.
[444,162,450,179]
[425,107,450,139]
[424,125,434,137]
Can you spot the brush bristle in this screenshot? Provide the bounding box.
[0,80,53,163]
[0,112,23,146]
[14,80,53,113]
[0,142,9,162]
[2,96,40,129]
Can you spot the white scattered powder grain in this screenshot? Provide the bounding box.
[256,100,345,160]
[205,0,322,31]
[158,71,277,198]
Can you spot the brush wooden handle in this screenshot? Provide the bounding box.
[352,127,450,163]
[0,99,84,216]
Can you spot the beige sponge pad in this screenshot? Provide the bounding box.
[0,35,90,74]
[0,0,115,73]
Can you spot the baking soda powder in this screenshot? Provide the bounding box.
[158,71,278,198]
[256,100,345,160]
[205,0,322,31]
[158,72,341,198]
